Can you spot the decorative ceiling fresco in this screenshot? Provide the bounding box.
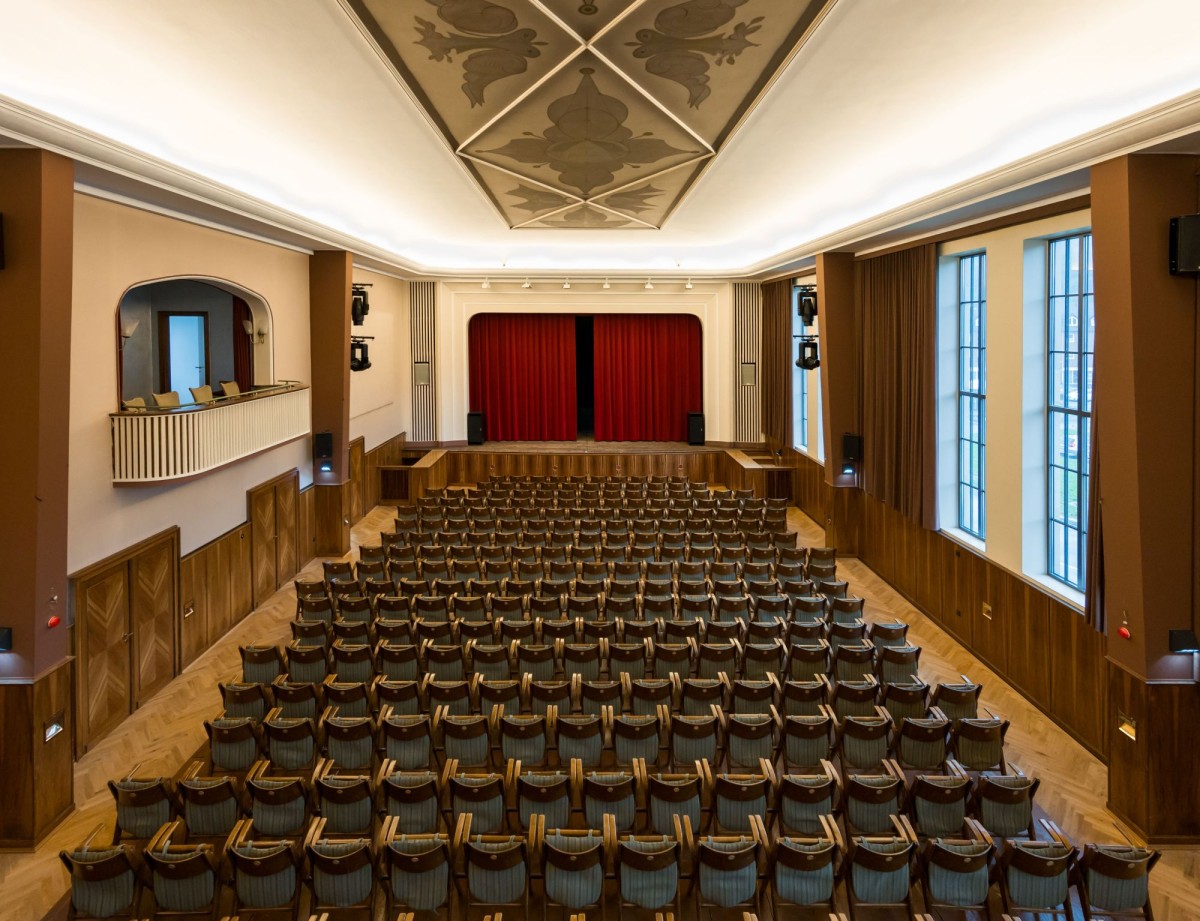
[343,0,837,229]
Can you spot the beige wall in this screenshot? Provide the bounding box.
[69,193,313,571]
[938,207,1092,604]
[349,267,410,451]
[433,280,736,442]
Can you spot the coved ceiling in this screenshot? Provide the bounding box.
[344,0,836,229]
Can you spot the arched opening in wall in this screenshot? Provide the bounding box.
[116,277,273,408]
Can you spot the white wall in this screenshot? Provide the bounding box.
[938,207,1092,605]
[433,280,736,443]
[349,267,410,451]
[70,193,313,571]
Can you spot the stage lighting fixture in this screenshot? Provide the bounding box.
[796,336,820,370]
[350,335,374,372]
[351,283,372,326]
[796,284,818,325]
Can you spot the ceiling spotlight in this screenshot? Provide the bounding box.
[481,277,490,289]
[522,278,532,289]
[563,278,571,289]
[685,278,693,290]
[796,284,818,325]
[602,278,610,289]
[644,279,654,290]
[351,283,372,326]
[796,336,820,371]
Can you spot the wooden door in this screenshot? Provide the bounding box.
[250,483,277,607]
[178,553,209,669]
[130,539,176,705]
[229,525,253,625]
[205,537,231,647]
[274,473,299,589]
[78,564,132,753]
[349,438,365,523]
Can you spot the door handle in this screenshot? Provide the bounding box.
[121,632,133,642]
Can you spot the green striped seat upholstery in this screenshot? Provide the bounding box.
[785,716,832,768]
[613,716,660,765]
[544,832,604,909]
[647,775,701,833]
[64,848,137,919]
[148,850,217,912]
[452,774,505,833]
[681,679,724,717]
[208,718,259,772]
[556,716,603,765]
[1086,846,1154,913]
[220,682,269,720]
[518,773,570,829]
[310,839,373,908]
[714,776,767,832]
[110,778,172,839]
[383,771,440,833]
[845,774,902,835]
[332,646,374,683]
[926,840,992,907]
[911,775,969,837]
[697,837,758,908]
[732,680,775,715]
[233,844,297,909]
[471,645,512,681]
[264,718,316,771]
[379,645,421,680]
[896,718,949,770]
[584,772,637,830]
[180,778,240,837]
[630,681,672,717]
[466,838,527,904]
[608,645,647,680]
[671,715,717,765]
[953,718,1006,771]
[840,718,890,769]
[242,651,283,684]
[977,775,1035,837]
[1005,841,1071,910]
[697,643,738,679]
[382,715,432,769]
[500,715,547,764]
[517,646,557,681]
[387,837,451,911]
[619,839,679,909]
[775,838,836,906]
[849,839,912,904]
[287,654,328,684]
[779,775,834,835]
[563,644,601,680]
[442,717,491,766]
[318,776,374,834]
[727,714,774,767]
[249,779,308,836]
[325,716,374,770]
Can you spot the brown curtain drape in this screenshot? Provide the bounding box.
[855,244,937,528]
[232,296,253,392]
[760,279,793,447]
[1084,408,1105,632]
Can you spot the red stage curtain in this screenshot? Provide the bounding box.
[593,314,702,442]
[469,313,577,441]
[231,296,253,392]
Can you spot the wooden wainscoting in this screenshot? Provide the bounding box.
[178,523,253,671]
[348,436,365,523]
[442,448,731,489]
[70,527,180,756]
[850,489,1108,757]
[299,484,317,569]
[248,469,301,608]
[363,431,406,512]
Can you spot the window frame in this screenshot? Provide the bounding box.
[956,252,987,539]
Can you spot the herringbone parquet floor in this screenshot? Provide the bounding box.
[9,503,1199,920]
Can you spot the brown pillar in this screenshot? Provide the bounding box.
[816,251,861,552]
[309,250,352,555]
[0,149,75,844]
[1092,153,1200,843]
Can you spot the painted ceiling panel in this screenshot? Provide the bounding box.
[345,0,835,227]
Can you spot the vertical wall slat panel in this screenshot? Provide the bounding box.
[733,282,762,443]
[409,281,437,443]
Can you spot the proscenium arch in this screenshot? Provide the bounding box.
[114,275,275,406]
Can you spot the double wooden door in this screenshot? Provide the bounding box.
[250,469,300,608]
[74,529,178,755]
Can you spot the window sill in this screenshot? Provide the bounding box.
[791,446,824,466]
[940,527,986,556]
[1025,572,1086,613]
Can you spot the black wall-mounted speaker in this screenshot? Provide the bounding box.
[842,433,862,462]
[687,412,705,446]
[314,431,333,460]
[1169,214,1200,275]
[467,412,485,445]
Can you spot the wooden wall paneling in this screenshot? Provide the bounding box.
[891,513,921,603]
[1145,681,1200,841]
[1048,602,1107,756]
[1105,661,1149,834]
[349,436,365,522]
[911,526,943,617]
[249,481,277,608]
[178,552,208,670]
[204,537,232,648]
[129,536,177,706]
[76,563,131,755]
[274,471,299,587]
[1004,580,1051,708]
[824,484,860,556]
[939,539,973,645]
[230,524,253,622]
[298,487,317,570]
[974,563,1010,676]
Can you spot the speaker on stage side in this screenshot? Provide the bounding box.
[314,431,333,459]
[687,412,705,446]
[467,412,485,445]
[842,433,862,462]
[1169,214,1200,274]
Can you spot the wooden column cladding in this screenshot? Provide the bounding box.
[1092,152,1200,843]
[309,250,353,554]
[0,149,75,844]
[815,251,861,553]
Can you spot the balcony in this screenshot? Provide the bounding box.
[111,383,310,484]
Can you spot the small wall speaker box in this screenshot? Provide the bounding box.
[688,412,705,446]
[1169,214,1200,274]
[0,627,11,652]
[467,412,485,445]
[842,433,863,462]
[314,431,333,460]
